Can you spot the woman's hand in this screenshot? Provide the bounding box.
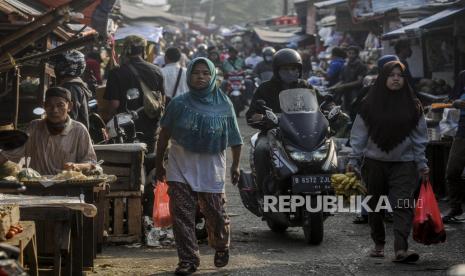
[419,167,430,181]
[230,165,240,185]
[230,145,242,185]
[155,164,166,182]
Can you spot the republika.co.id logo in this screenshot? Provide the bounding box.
[263,195,423,213]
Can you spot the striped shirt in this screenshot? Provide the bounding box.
[1,117,96,175]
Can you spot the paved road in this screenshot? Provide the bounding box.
[94,116,465,276]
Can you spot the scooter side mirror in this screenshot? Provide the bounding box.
[256,99,267,107]
[265,109,278,125]
[33,107,45,116]
[126,88,140,100]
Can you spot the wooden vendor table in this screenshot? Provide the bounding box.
[3,221,38,276]
[0,195,96,276]
[18,180,109,270]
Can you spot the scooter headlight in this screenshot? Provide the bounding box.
[287,142,329,163]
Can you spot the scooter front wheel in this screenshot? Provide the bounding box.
[303,210,324,245]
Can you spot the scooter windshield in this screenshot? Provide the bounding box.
[278,89,328,152]
[279,88,318,114]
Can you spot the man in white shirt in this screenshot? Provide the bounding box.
[161,47,189,102]
[245,50,263,70]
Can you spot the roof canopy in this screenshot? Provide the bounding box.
[383,7,465,39]
[120,0,190,23]
[314,0,346,9]
[253,27,312,44]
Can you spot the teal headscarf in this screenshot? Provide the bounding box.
[160,57,243,153]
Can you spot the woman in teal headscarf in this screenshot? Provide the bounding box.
[155,57,243,275]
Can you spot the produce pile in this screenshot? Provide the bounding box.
[52,170,88,181]
[331,172,367,198]
[0,204,20,241]
[1,161,101,182]
[5,224,23,239]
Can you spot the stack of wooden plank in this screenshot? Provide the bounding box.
[94,144,145,244]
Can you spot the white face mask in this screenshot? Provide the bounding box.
[264,56,273,62]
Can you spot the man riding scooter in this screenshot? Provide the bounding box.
[246,48,320,195]
[243,48,342,244]
[253,47,276,84]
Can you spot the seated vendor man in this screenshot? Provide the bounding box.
[0,87,97,175]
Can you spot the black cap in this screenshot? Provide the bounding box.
[45,87,72,102]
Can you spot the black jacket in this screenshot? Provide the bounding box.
[246,77,316,128]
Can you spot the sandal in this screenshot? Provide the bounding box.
[369,249,384,258]
[214,250,229,268]
[392,251,419,263]
[175,262,197,276]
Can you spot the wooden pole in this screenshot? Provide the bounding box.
[0,9,61,49]
[14,67,20,129]
[0,33,98,73]
[0,18,62,63]
[0,0,93,49]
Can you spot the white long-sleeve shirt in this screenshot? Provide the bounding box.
[348,114,429,171]
[161,63,189,99]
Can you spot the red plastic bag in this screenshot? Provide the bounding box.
[152,180,172,228]
[412,178,446,245]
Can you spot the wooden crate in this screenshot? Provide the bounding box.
[94,145,145,191]
[104,191,142,244]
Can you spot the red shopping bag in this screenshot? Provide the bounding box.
[412,178,446,245]
[152,180,172,228]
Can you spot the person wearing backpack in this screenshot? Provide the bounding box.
[103,35,165,153]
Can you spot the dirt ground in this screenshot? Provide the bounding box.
[93,116,465,276]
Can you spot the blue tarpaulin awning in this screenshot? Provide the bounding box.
[383,7,465,39]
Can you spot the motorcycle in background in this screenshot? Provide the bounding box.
[224,71,247,116]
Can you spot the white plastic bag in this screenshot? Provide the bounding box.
[439,108,459,137]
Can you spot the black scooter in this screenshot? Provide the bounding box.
[239,88,338,245]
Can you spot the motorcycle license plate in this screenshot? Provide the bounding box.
[292,175,333,194]
[231,90,241,96]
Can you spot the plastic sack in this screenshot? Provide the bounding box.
[152,180,172,228]
[439,108,459,137]
[413,179,446,245]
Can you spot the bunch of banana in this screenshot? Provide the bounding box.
[331,172,367,198]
